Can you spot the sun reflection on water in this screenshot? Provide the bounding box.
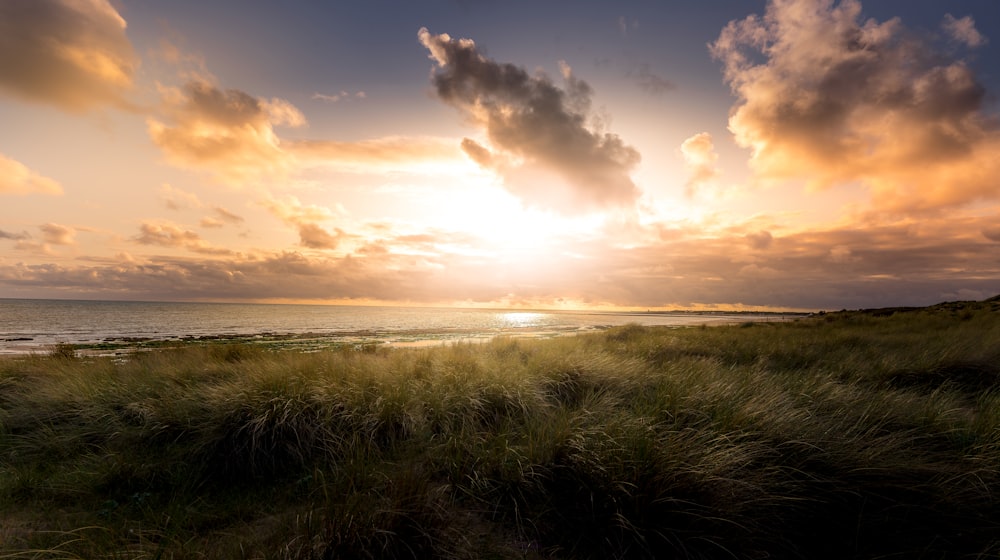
[497,312,545,328]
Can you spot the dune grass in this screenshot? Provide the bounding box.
[2,299,1000,558]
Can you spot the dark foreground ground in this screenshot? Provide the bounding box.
[2,297,999,558]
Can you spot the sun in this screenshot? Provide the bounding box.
[428,177,606,255]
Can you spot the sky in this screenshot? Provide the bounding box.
[1,0,999,311]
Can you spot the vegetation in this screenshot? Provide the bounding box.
[2,297,1000,559]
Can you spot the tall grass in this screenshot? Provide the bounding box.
[2,300,999,558]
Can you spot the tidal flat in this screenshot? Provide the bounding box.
[1,298,999,559]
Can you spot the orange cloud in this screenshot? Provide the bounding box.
[2,210,998,309]
[711,0,1000,214]
[419,28,641,214]
[0,0,137,111]
[160,184,204,210]
[261,197,346,250]
[133,221,232,255]
[40,223,75,245]
[0,153,63,196]
[290,136,465,173]
[148,78,467,183]
[199,207,244,229]
[147,80,302,184]
[679,133,721,196]
[9,222,75,255]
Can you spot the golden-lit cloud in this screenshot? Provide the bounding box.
[200,207,244,229]
[160,184,204,210]
[3,211,997,309]
[149,78,467,183]
[147,80,303,184]
[133,221,232,255]
[679,132,721,195]
[419,28,641,214]
[40,223,76,246]
[262,197,346,250]
[0,153,63,196]
[9,223,76,255]
[290,136,466,174]
[159,184,244,229]
[711,0,999,214]
[0,0,137,111]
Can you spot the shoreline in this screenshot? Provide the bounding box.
[1,314,799,356]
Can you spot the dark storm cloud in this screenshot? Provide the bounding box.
[418,28,641,214]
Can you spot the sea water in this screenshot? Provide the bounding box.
[0,298,784,354]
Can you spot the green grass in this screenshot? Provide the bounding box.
[2,298,1000,558]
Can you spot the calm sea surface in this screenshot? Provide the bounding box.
[0,299,787,354]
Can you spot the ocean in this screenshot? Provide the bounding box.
[0,299,788,354]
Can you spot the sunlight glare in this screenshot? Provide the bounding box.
[496,311,544,328]
[425,175,607,253]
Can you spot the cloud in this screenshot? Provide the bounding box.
[0,250,460,303]
[11,223,75,255]
[828,245,856,263]
[200,207,244,229]
[0,153,63,196]
[133,221,231,255]
[746,230,773,250]
[4,214,997,309]
[40,223,75,245]
[2,210,998,309]
[711,0,1000,214]
[312,90,367,103]
[983,226,1000,243]
[160,184,204,210]
[213,206,244,224]
[296,223,343,250]
[679,132,721,195]
[149,78,466,183]
[262,196,346,250]
[290,136,466,173]
[631,64,675,96]
[618,16,638,37]
[418,27,642,214]
[0,0,137,111]
[942,14,987,48]
[147,79,304,184]
[0,229,30,241]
